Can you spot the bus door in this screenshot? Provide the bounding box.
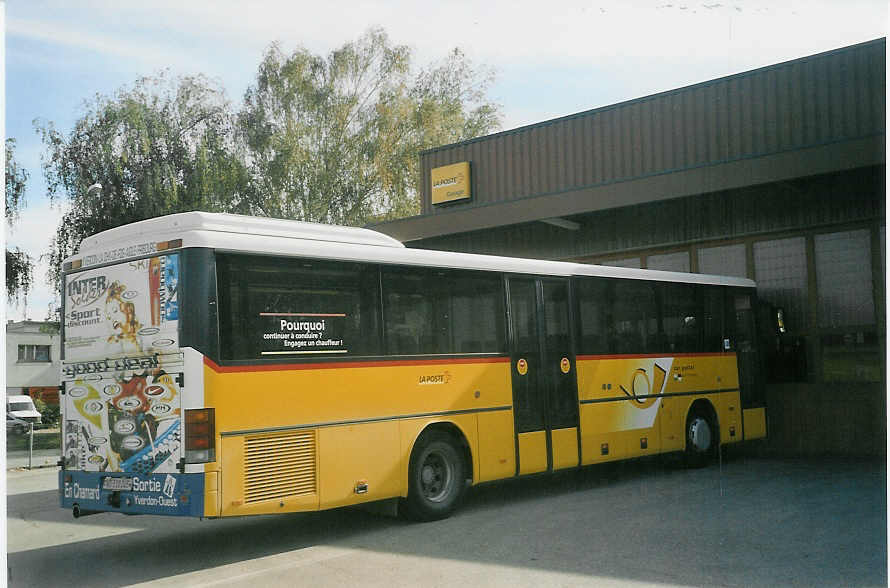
[508,277,580,475]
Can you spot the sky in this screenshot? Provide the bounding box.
[3,0,887,322]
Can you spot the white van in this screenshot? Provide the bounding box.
[7,395,42,427]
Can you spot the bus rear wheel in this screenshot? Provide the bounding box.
[685,408,716,468]
[403,431,465,521]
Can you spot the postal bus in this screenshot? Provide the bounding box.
[59,212,766,521]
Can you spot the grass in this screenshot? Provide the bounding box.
[6,428,61,451]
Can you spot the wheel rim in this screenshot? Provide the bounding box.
[419,450,454,503]
[689,417,712,453]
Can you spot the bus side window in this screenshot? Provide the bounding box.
[612,280,656,355]
[701,286,725,353]
[382,267,505,356]
[216,254,381,360]
[575,277,609,355]
[657,282,701,353]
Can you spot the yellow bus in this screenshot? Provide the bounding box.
[59,212,766,521]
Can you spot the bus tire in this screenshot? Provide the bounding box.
[685,407,716,468]
[403,431,465,521]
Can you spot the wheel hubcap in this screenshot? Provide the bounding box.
[690,417,712,452]
[419,451,453,502]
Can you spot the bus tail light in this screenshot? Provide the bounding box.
[185,408,216,464]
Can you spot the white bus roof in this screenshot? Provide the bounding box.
[69,212,755,288]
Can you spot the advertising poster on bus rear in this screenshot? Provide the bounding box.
[62,254,183,478]
[64,254,179,361]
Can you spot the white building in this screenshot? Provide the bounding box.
[6,320,61,403]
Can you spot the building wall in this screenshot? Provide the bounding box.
[6,322,61,391]
[375,40,886,457]
[419,39,885,217]
[415,167,884,261]
[410,166,886,456]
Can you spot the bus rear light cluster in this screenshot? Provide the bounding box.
[185,408,216,464]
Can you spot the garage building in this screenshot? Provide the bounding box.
[373,38,886,456]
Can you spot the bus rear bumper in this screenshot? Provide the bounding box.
[59,471,204,518]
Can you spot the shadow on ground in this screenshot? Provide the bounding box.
[8,453,887,587]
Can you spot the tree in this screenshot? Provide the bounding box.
[239,28,501,226]
[37,72,256,288]
[6,138,34,303]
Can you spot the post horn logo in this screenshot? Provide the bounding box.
[619,364,667,409]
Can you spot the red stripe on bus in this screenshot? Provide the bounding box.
[203,355,511,373]
[576,352,736,361]
[259,312,346,317]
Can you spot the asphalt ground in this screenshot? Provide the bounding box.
[6,451,887,587]
[6,448,59,470]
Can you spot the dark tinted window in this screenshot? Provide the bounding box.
[701,286,726,352]
[753,237,808,332]
[576,277,657,355]
[647,251,690,272]
[543,280,578,430]
[576,278,609,354]
[217,255,380,360]
[814,230,874,328]
[613,280,657,354]
[18,345,51,362]
[382,267,504,355]
[698,244,747,278]
[656,283,701,353]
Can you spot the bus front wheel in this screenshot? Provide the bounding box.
[403,431,465,521]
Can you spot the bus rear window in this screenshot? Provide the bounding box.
[63,254,180,361]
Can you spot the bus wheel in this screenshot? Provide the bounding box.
[685,408,716,468]
[403,431,465,521]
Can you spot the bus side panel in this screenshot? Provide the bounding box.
[718,391,743,444]
[516,431,548,474]
[318,422,400,509]
[743,407,767,440]
[204,359,509,515]
[551,427,580,470]
[476,409,516,482]
[219,431,320,517]
[203,363,224,516]
[578,354,743,463]
[577,357,665,465]
[579,404,630,465]
[203,361,509,444]
[660,355,743,451]
[204,471,220,517]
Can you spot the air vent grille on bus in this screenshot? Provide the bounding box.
[243,430,317,504]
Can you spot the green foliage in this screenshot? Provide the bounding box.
[38,321,61,335]
[32,397,47,415]
[5,138,34,303]
[37,72,257,289]
[35,30,502,292]
[240,28,501,225]
[7,428,60,449]
[41,403,61,427]
[6,247,33,302]
[5,138,28,224]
